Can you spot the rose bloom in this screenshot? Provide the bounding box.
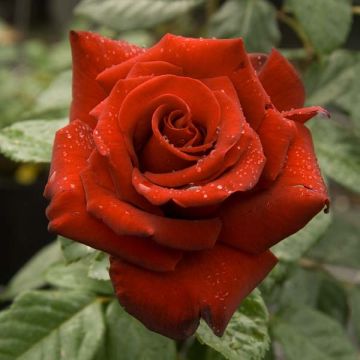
[44,31,329,339]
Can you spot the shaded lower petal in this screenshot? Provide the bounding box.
[46,190,182,271]
[220,122,328,254]
[81,167,222,251]
[110,244,277,340]
[259,49,305,112]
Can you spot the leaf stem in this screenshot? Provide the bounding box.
[277,10,314,60]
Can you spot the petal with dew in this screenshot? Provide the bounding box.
[110,244,277,340]
[220,123,328,254]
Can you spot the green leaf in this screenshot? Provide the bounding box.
[308,213,360,269]
[272,209,331,262]
[196,290,270,360]
[272,305,357,360]
[104,300,176,360]
[75,0,203,32]
[88,252,110,281]
[0,118,67,163]
[349,287,360,343]
[209,0,280,52]
[285,0,352,54]
[309,117,360,194]
[278,268,349,325]
[28,70,71,117]
[0,242,62,301]
[0,290,105,360]
[46,261,113,295]
[305,50,359,106]
[59,236,96,264]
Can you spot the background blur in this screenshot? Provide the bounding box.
[0,0,359,358]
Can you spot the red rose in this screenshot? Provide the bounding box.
[44,31,328,339]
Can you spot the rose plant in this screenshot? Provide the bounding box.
[44,31,328,339]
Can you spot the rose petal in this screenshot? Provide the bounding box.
[231,49,271,130]
[81,166,222,251]
[93,76,161,213]
[110,244,277,339]
[282,106,330,123]
[97,34,248,91]
[143,89,242,188]
[259,49,305,112]
[258,108,297,183]
[133,120,265,208]
[127,60,183,78]
[44,120,181,271]
[220,123,328,253]
[70,31,144,127]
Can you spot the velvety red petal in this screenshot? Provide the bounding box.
[133,122,264,208]
[282,106,330,123]
[70,31,144,127]
[93,76,161,213]
[110,244,277,339]
[127,61,183,78]
[44,120,181,271]
[81,167,222,251]
[97,34,248,92]
[231,49,271,130]
[259,49,305,112]
[220,123,328,253]
[258,108,297,183]
[143,89,242,188]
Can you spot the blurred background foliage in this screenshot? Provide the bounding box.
[0,0,359,359]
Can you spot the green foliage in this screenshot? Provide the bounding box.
[285,0,353,54]
[196,290,270,360]
[0,242,62,301]
[0,290,105,360]
[28,70,72,118]
[209,0,280,52]
[309,117,360,194]
[0,118,67,163]
[272,209,331,262]
[278,268,349,325]
[103,300,176,360]
[75,0,204,32]
[46,261,113,295]
[308,214,360,269]
[272,305,358,360]
[59,236,96,263]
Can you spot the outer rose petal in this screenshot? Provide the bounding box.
[97,34,248,91]
[282,106,330,123]
[258,108,297,183]
[220,123,328,254]
[70,31,144,127]
[259,49,305,112]
[231,49,271,130]
[44,120,181,271]
[110,244,277,339]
